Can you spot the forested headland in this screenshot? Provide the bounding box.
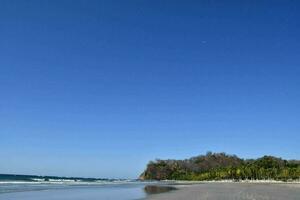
[140,152,300,181]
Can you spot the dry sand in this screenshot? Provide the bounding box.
[147,183,300,200]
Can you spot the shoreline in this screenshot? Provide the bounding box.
[159,179,300,185]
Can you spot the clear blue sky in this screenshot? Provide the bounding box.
[1,0,300,179]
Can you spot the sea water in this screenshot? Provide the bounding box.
[0,181,171,200]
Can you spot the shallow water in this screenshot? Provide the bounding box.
[0,182,174,200]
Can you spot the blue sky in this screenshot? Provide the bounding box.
[1,0,300,179]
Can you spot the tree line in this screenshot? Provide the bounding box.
[140,152,300,181]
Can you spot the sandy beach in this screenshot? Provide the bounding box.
[147,183,300,200]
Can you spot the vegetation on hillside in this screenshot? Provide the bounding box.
[140,152,300,181]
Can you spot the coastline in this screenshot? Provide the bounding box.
[146,182,300,200]
[159,179,300,185]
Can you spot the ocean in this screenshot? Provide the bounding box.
[0,182,171,200]
[0,181,174,200]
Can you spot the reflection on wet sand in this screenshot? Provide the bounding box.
[144,185,176,195]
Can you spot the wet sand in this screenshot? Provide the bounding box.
[146,183,300,200]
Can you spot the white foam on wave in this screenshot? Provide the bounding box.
[0,179,141,186]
